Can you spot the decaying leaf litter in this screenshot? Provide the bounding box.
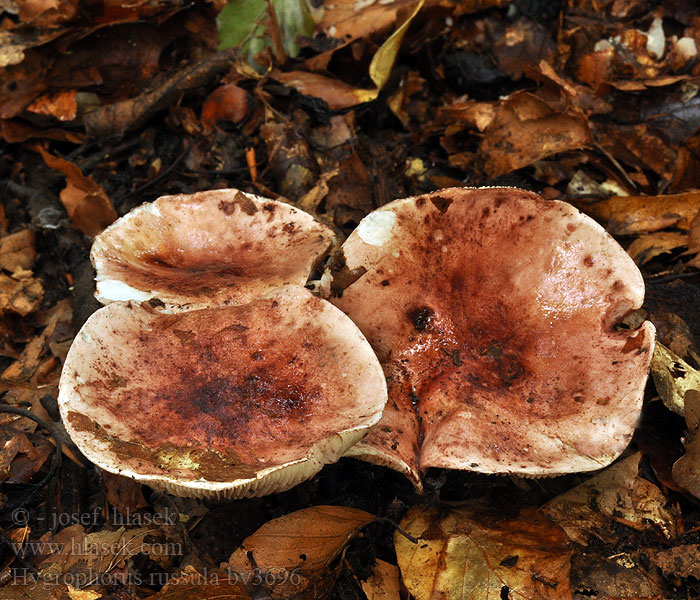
[1,0,700,598]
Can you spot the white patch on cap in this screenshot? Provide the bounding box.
[357,211,396,246]
[139,202,162,217]
[97,279,155,302]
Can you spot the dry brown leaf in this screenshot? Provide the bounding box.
[16,0,78,26]
[570,551,667,599]
[361,559,401,600]
[0,271,43,317]
[626,232,688,265]
[541,452,676,546]
[0,431,43,482]
[437,100,496,135]
[35,146,117,237]
[577,192,700,235]
[0,230,36,272]
[0,118,85,143]
[227,505,375,599]
[395,503,572,600]
[688,207,700,268]
[144,566,250,599]
[102,471,148,516]
[592,122,682,186]
[318,0,416,41]
[200,83,249,131]
[0,584,66,599]
[26,90,78,122]
[478,91,592,177]
[272,70,376,110]
[672,390,700,498]
[649,311,699,363]
[38,524,182,577]
[651,544,700,579]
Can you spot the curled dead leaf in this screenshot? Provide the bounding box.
[35,146,117,238]
[227,505,375,599]
[542,452,676,545]
[626,232,688,266]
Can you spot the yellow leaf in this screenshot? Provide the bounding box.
[651,342,700,416]
[368,0,425,91]
[395,503,572,600]
[361,559,401,600]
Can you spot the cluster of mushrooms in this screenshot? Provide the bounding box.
[58,187,655,498]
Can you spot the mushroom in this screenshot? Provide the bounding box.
[91,189,335,311]
[329,187,655,488]
[58,286,387,498]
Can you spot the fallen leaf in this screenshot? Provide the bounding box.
[688,207,700,268]
[200,83,249,131]
[318,0,416,42]
[478,91,592,177]
[361,559,401,600]
[37,524,183,577]
[0,229,36,272]
[144,566,249,599]
[648,311,699,364]
[227,505,375,599]
[577,192,700,235]
[651,544,700,580]
[0,271,44,317]
[650,342,700,417]
[367,0,424,93]
[672,389,700,498]
[541,453,676,545]
[0,431,48,482]
[626,232,688,265]
[0,118,84,143]
[570,551,667,599]
[437,100,496,135]
[66,585,101,600]
[26,90,78,122]
[395,503,572,600]
[15,0,78,27]
[274,0,424,109]
[272,70,376,109]
[102,471,148,516]
[35,146,117,237]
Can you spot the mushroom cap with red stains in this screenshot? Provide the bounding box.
[330,187,655,488]
[91,189,335,311]
[58,286,387,499]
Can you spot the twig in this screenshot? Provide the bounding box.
[265,0,286,66]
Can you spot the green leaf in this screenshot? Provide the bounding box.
[216,0,314,69]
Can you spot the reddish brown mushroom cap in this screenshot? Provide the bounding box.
[330,187,654,486]
[91,189,335,310]
[58,286,387,498]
